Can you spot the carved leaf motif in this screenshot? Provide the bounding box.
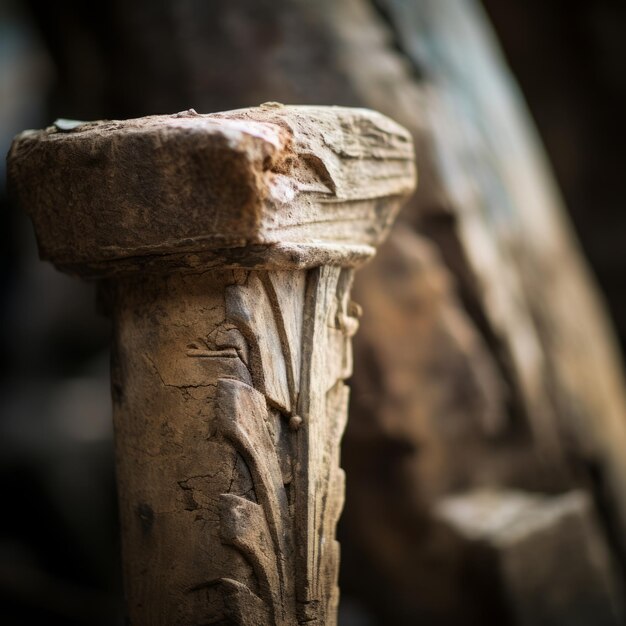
[216,268,355,626]
[216,378,297,626]
[212,578,271,626]
[219,495,283,616]
[225,273,294,412]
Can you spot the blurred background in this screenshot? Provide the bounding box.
[1,0,626,624]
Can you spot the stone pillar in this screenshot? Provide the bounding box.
[8,104,415,626]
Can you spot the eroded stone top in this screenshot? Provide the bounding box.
[8,104,416,276]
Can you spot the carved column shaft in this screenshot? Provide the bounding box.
[8,105,415,625]
[109,266,355,625]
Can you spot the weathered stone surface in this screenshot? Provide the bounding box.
[8,105,415,626]
[8,104,414,277]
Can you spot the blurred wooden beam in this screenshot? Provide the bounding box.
[436,489,624,626]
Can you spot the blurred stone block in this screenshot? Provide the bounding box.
[435,489,624,626]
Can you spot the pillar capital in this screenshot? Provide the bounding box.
[9,104,415,278]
